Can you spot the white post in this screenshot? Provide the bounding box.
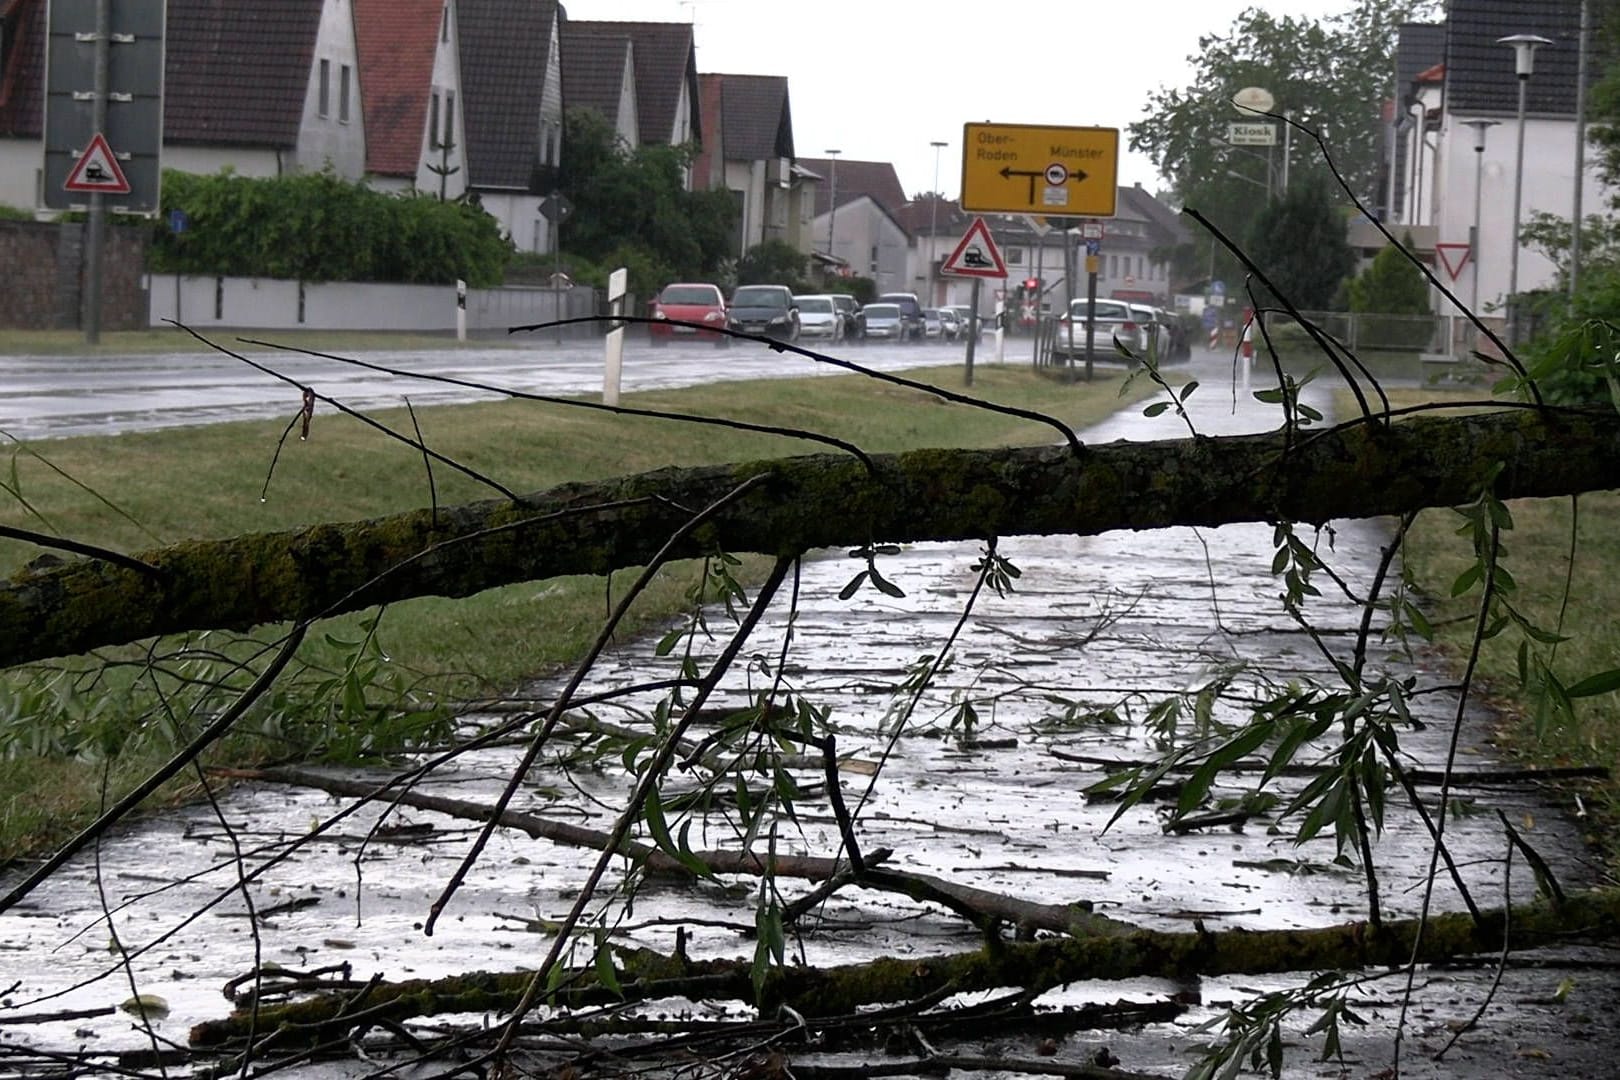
[603,267,628,407]
[455,278,466,342]
[993,296,1005,363]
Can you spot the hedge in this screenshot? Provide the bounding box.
[148,169,512,287]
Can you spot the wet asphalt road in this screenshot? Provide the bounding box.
[0,347,1613,1078]
[0,333,1011,441]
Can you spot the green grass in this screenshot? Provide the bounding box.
[1362,387,1620,870]
[0,327,534,356]
[0,363,1154,862]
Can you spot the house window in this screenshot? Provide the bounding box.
[444,91,455,146]
[1007,248,1024,266]
[318,59,330,117]
[429,92,440,148]
[339,64,352,122]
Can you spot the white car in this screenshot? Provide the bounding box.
[1053,299,1160,363]
[793,294,843,340]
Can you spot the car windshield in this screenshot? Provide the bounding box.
[864,304,899,318]
[660,285,720,305]
[795,297,833,313]
[732,287,786,306]
[1067,300,1131,320]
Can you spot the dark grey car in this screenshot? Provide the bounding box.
[727,285,799,341]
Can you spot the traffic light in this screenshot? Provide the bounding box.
[1023,278,1040,294]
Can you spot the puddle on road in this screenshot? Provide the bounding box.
[2,358,1612,1079]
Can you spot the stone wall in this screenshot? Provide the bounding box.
[0,219,150,331]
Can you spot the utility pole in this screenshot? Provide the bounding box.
[82,0,111,345]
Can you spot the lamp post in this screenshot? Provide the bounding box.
[1464,120,1499,314]
[1498,33,1553,343]
[928,139,947,305]
[824,149,841,269]
[1209,136,1271,198]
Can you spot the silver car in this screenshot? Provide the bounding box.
[1053,298,1152,361]
[860,302,905,341]
[793,294,843,340]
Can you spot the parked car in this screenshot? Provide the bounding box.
[830,293,863,339]
[1127,303,1174,361]
[648,282,727,345]
[938,307,961,340]
[1052,298,1154,362]
[793,294,843,341]
[875,292,925,341]
[948,305,987,339]
[859,302,905,342]
[728,284,799,341]
[922,307,948,339]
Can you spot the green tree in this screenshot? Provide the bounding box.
[557,108,738,296]
[1348,235,1430,314]
[735,239,808,288]
[1130,0,1434,288]
[1244,178,1354,311]
[1348,234,1433,348]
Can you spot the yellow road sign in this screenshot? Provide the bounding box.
[960,123,1119,217]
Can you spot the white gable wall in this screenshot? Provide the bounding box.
[1433,112,1607,314]
[415,0,467,198]
[295,0,367,177]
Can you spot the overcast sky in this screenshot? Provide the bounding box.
[562,0,1355,201]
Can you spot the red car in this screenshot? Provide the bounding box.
[649,282,729,345]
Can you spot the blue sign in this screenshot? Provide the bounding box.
[168,209,189,235]
[1201,306,1218,329]
[1209,279,1226,295]
[1085,239,1102,256]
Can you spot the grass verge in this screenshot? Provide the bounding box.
[1,361,1153,862]
[1365,387,1620,872]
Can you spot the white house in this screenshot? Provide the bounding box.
[1398,0,1605,320]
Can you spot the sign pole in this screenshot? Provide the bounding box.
[963,277,981,387]
[1083,256,1099,382]
[82,0,112,345]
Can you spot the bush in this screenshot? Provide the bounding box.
[737,239,807,287]
[0,204,33,222]
[148,169,512,286]
[1348,235,1432,350]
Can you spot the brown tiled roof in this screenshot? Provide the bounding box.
[799,157,905,217]
[457,0,557,190]
[715,73,790,162]
[691,71,724,187]
[165,0,326,148]
[355,0,442,177]
[0,0,43,138]
[895,193,972,237]
[568,20,698,147]
[561,30,632,130]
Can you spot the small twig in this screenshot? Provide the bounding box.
[0,523,165,579]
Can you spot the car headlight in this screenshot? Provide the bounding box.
[768,315,788,325]
[652,310,667,320]
[704,311,723,322]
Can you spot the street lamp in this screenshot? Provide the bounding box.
[1498,33,1553,342]
[928,139,947,305]
[1209,136,1271,198]
[1464,120,1499,314]
[825,149,841,268]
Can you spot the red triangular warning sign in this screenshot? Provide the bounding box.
[1434,242,1470,282]
[941,216,1008,279]
[64,133,132,194]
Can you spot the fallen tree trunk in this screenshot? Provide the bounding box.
[189,886,1620,1048]
[7,407,1618,666]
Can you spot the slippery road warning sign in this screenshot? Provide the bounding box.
[64,133,132,194]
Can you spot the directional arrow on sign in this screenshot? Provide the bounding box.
[998,165,1090,202]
